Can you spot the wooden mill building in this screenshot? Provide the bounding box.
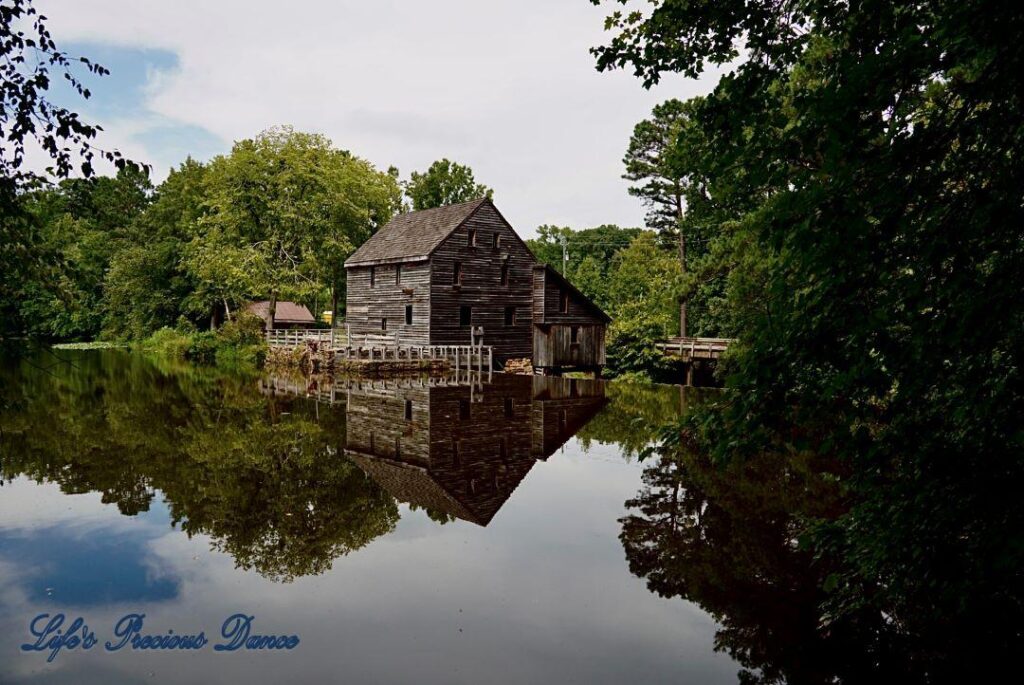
[344,198,610,373]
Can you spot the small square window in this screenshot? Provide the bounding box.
[405,304,413,325]
[504,306,516,327]
[460,305,471,327]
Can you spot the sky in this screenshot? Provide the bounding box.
[32,0,727,238]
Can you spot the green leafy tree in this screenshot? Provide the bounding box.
[18,169,153,340]
[187,127,400,327]
[1,0,142,342]
[404,158,492,210]
[103,158,210,339]
[594,0,1024,671]
[623,99,691,236]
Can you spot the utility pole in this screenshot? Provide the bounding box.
[561,234,569,276]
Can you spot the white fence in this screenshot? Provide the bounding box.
[265,328,336,348]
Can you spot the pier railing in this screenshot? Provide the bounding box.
[656,336,735,360]
[265,328,336,348]
[266,329,494,373]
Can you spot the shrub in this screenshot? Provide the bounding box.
[217,313,265,347]
[185,332,218,364]
[138,327,192,359]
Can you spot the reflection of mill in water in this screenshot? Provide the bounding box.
[345,374,606,525]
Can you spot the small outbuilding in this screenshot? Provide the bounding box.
[344,198,609,374]
[245,301,316,330]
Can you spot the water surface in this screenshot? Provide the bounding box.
[1,350,740,684]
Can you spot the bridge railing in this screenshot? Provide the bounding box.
[656,336,735,359]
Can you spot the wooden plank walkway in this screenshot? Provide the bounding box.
[265,329,494,372]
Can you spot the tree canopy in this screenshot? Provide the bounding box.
[404,158,493,210]
[594,0,1024,671]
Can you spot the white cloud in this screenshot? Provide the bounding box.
[37,0,727,236]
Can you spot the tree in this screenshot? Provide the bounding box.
[625,97,719,335]
[594,0,1024,671]
[604,233,683,379]
[187,127,400,328]
[1,0,141,341]
[623,99,691,235]
[18,168,153,340]
[404,158,492,210]
[103,158,210,339]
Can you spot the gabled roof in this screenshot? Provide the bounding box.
[245,301,315,324]
[345,198,491,267]
[535,264,612,323]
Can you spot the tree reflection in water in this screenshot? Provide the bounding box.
[618,387,1024,683]
[0,350,399,581]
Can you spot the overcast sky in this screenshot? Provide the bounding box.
[35,1,725,237]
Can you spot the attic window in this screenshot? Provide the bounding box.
[493,233,501,248]
[560,290,569,314]
[453,262,463,285]
[369,266,376,288]
[468,229,477,247]
[395,264,402,285]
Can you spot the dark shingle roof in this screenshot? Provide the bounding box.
[245,301,316,324]
[344,198,490,267]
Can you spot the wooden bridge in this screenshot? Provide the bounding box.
[656,336,734,361]
[657,336,736,386]
[265,328,494,373]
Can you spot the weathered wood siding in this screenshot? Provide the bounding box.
[531,267,607,368]
[345,385,432,467]
[345,261,431,343]
[533,323,606,368]
[535,266,603,324]
[530,376,608,458]
[428,203,534,362]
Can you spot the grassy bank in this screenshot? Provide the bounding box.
[137,315,267,369]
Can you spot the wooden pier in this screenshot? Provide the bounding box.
[265,328,494,373]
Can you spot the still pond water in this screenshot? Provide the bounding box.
[1,350,793,683]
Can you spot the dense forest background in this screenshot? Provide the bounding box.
[5,116,717,379]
